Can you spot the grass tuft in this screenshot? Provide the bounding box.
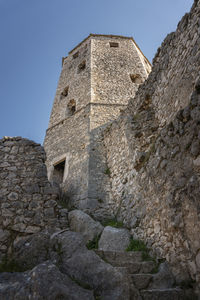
[126,238,147,252]
[86,235,100,250]
[102,218,123,228]
[104,167,111,176]
[70,276,92,290]
[0,256,25,273]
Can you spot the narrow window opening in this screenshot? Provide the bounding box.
[130,74,143,84]
[67,99,76,116]
[110,42,119,48]
[60,86,69,99]
[73,51,79,59]
[52,159,65,184]
[78,60,86,73]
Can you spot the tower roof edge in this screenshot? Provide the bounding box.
[68,34,151,66]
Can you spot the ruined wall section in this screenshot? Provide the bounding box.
[0,137,60,257]
[104,0,200,286]
[105,81,200,284]
[48,39,91,128]
[127,0,200,127]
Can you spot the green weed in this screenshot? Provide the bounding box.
[104,167,111,177]
[102,218,123,228]
[70,276,92,290]
[86,235,101,250]
[0,256,25,273]
[126,238,147,252]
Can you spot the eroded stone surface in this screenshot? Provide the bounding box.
[98,226,130,251]
[50,231,130,300]
[0,261,94,300]
[103,0,200,289]
[68,209,103,243]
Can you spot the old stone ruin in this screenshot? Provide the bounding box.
[0,0,200,299]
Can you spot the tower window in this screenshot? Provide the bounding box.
[60,86,69,99]
[52,159,66,184]
[78,60,86,73]
[110,42,119,48]
[67,99,76,116]
[73,51,79,59]
[130,74,143,84]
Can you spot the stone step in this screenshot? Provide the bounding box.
[109,260,155,274]
[130,274,153,290]
[94,249,143,263]
[140,288,184,300]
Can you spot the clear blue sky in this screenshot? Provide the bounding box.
[0,0,194,144]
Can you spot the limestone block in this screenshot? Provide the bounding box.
[149,262,175,289]
[51,231,130,299]
[68,209,103,243]
[0,230,10,243]
[193,155,200,166]
[7,192,18,201]
[98,226,130,251]
[0,262,94,300]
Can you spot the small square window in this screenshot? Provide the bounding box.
[130,74,143,84]
[78,60,86,73]
[109,42,119,48]
[60,86,69,100]
[67,99,76,116]
[73,51,79,59]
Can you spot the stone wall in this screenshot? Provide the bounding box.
[127,0,200,127]
[104,0,200,286]
[0,137,60,257]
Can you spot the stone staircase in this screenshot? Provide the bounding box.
[95,249,195,300]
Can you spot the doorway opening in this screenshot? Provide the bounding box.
[52,159,66,184]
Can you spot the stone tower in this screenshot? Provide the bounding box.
[44,34,151,210]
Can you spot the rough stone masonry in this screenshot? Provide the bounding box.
[0,136,68,258]
[44,34,151,211]
[44,0,200,292]
[104,0,200,289]
[0,0,200,298]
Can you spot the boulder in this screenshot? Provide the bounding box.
[51,230,129,300]
[98,226,130,251]
[68,209,103,243]
[12,231,51,270]
[149,262,175,289]
[0,261,94,300]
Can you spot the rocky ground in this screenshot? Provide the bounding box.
[0,209,197,299]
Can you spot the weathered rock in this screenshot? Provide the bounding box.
[140,288,184,299]
[149,262,175,289]
[12,231,51,270]
[50,231,130,300]
[68,209,103,243]
[98,226,130,251]
[0,261,94,300]
[0,230,10,243]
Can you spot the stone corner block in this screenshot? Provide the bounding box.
[98,226,130,251]
[68,209,103,243]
